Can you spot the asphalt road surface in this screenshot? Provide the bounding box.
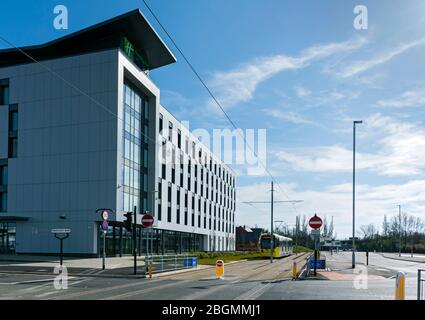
[0,251,423,300]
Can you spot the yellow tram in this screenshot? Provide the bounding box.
[260,233,293,258]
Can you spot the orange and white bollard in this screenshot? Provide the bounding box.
[215,260,224,279]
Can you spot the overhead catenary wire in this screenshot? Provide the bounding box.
[0,34,159,146]
[0,8,301,216]
[140,0,298,205]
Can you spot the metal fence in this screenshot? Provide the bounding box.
[418,269,425,300]
[144,254,197,274]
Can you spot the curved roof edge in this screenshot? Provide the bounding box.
[0,9,177,70]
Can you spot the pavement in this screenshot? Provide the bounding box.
[381,252,425,263]
[0,254,210,278]
[0,251,424,300]
[0,253,309,300]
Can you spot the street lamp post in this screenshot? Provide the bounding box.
[270,181,274,264]
[352,120,362,269]
[398,205,402,257]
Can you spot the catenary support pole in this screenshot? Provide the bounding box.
[270,181,274,263]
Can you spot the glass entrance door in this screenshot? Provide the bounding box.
[0,222,16,254]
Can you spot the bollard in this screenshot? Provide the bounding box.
[215,260,224,278]
[395,271,406,300]
[148,261,153,279]
[292,261,297,280]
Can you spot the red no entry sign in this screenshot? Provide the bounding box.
[309,214,323,229]
[141,214,154,228]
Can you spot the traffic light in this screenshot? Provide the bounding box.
[123,212,132,231]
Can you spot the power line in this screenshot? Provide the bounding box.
[0,35,158,147]
[140,0,296,203]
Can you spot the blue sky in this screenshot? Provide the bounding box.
[2,1,425,238]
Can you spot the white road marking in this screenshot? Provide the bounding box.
[235,282,274,300]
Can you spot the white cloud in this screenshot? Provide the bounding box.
[332,38,425,78]
[207,36,366,108]
[274,113,425,177]
[378,89,425,108]
[275,145,382,173]
[294,86,311,98]
[263,109,317,126]
[236,180,425,239]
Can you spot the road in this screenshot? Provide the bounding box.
[0,251,423,300]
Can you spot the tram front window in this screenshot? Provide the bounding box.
[261,237,275,249]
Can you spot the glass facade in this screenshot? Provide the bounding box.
[0,223,15,253]
[122,82,149,215]
[0,79,9,105]
[99,222,204,256]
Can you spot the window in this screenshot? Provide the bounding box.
[177,187,180,205]
[0,165,7,186]
[0,192,6,214]
[185,138,189,154]
[167,204,171,223]
[167,182,172,202]
[0,192,7,212]
[159,113,163,133]
[162,164,166,179]
[176,208,180,224]
[168,121,173,142]
[177,129,181,149]
[8,138,17,158]
[171,165,175,184]
[9,111,18,131]
[0,79,9,105]
[158,178,162,200]
[158,203,162,221]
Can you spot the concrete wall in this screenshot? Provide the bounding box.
[0,48,236,255]
[0,49,120,255]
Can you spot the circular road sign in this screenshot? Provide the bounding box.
[141,214,154,228]
[101,210,109,221]
[101,220,109,231]
[309,214,323,229]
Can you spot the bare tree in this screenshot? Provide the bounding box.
[360,224,376,239]
[382,215,389,237]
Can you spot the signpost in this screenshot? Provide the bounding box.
[309,214,323,229]
[141,214,154,228]
[309,214,323,276]
[101,220,108,270]
[51,229,71,266]
[96,208,113,270]
[142,213,155,262]
[101,210,109,221]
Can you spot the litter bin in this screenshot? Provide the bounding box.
[184,257,197,268]
[191,257,197,268]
